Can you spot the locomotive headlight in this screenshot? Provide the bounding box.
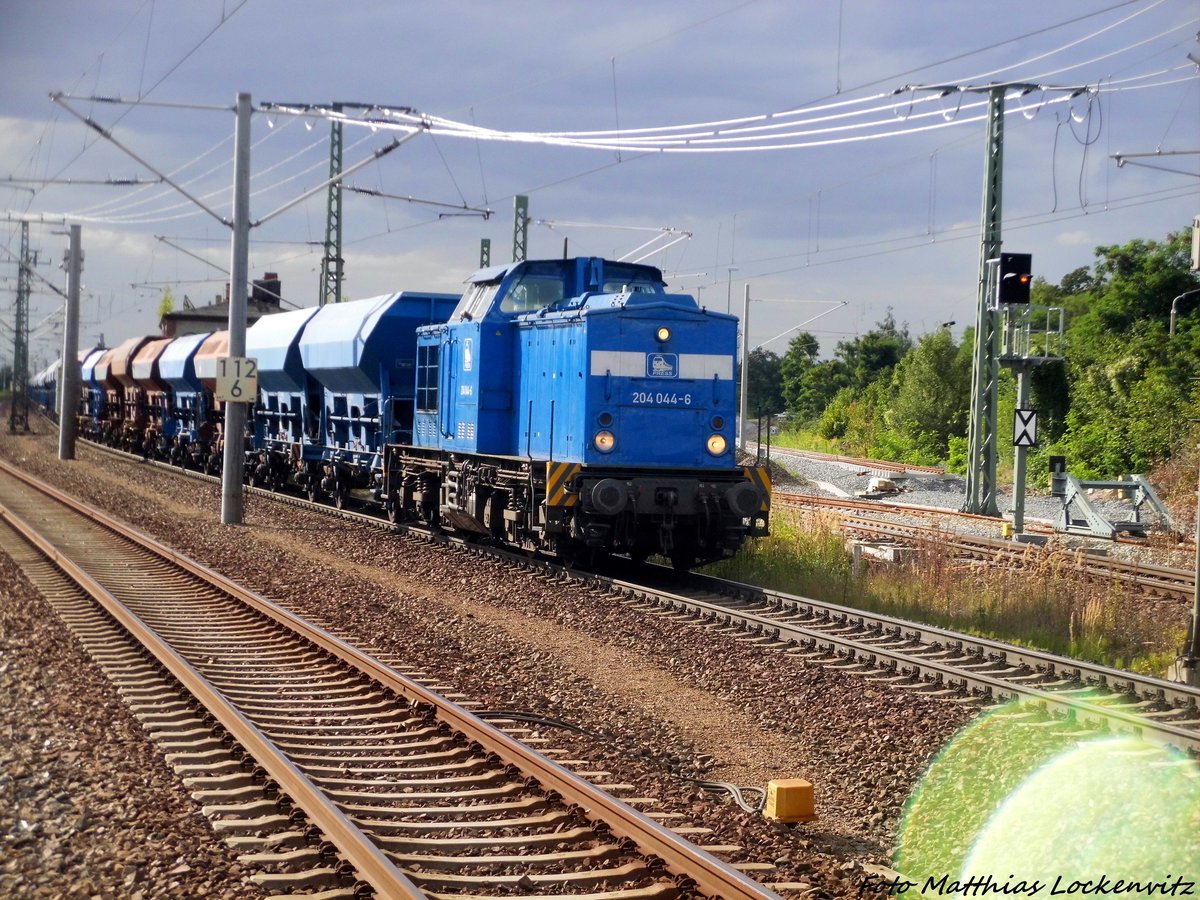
[594,430,616,453]
[655,326,671,343]
[706,433,727,456]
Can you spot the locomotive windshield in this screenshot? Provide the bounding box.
[450,257,669,322]
[501,263,567,314]
[596,262,664,295]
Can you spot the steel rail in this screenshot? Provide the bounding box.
[0,463,425,899]
[80,432,1193,595]
[836,514,1193,598]
[777,490,1056,532]
[592,569,1200,753]
[681,567,1200,714]
[0,458,778,900]
[53,434,1200,743]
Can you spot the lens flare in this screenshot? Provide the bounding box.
[896,700,1200,890]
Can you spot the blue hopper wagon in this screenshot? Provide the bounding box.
[245,291,459,505]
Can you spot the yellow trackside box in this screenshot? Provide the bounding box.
[765,778,816,823]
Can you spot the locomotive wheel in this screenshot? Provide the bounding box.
[306,484,319,503]
[334,488,347,510]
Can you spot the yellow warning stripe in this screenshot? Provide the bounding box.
[546,461,581,507]
[743,465,772,512]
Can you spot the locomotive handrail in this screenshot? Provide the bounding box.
[439,339,455,439]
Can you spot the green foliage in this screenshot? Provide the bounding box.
[779,332,834,423]
[781,313,912,429]
[781,226,1200,480]
[945,434,968,474]
[1089,234,1197,332]
[158,286,176,321]
[790,359,849,423]
[1041,231,1200,478]
[815,386,854,439]
[706,508,1179,673]
[834,307,912,390]
[745,348,785,417]
[883,327,970,462]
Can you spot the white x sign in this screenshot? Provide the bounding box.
[1013,409,1038,448]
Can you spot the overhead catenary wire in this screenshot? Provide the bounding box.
[36,9,1189,236]
[9,0,1194,329]
[52,93,231,227]
[58,117,328,224]
[320,9,1191,149]
[42,98,402,229]
[78,127,338,225]
[36,0,254,191]
[259,64,1192,156]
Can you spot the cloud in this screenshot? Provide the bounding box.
[1056,231,1092,247]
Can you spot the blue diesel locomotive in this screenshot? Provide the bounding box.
[383,256,770,568]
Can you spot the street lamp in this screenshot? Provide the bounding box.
[1169,289,1200,336]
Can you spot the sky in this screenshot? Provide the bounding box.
[1,0,1197,373]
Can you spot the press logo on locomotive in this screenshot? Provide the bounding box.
[646,353,678,378]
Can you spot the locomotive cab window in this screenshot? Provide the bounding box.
[599,263,663,296]
[452,282,499,322]
[416,344,439,412]
[501,263,566,314]
[601,278,659,295]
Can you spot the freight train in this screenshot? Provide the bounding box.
[60,256,771,568]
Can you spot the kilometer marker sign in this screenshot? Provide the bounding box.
[216,356,258,403]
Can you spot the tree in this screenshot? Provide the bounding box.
[158,286,176,321]
[1088,233,1197,332]
[1045,229,1200,477]
[834,309,912,390]
[1059,266,1095,296]
[779,331,828,422]
[882,328,970,461]
[745,348,784,417]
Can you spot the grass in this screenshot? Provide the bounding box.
[767,430,842,454]
[704,508,1186,675]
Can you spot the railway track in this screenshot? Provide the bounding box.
[68,424,1200,602]
[763,448,945,476]
[0,459,780,899]
[63,438,1200,748]
[777,491,1194,601]
[591,562,1200,755]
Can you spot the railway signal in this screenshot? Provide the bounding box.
[998,252,1033,304]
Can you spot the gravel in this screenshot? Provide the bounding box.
[1,427,984,898]
[0,553,260,899]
